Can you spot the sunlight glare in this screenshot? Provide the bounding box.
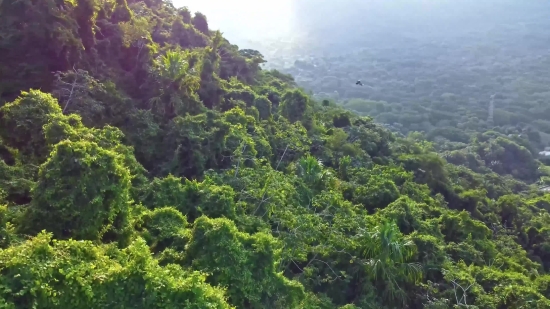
[171,0,296,45]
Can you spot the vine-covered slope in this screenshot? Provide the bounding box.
[1,1,550,308]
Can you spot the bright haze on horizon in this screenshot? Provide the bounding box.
[171,0,296,48]
[171,0,548,54]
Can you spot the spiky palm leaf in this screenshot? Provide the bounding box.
[363,220,423,305]
[297,155,331,186]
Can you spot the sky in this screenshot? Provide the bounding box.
[171,0,296,47]
[169,0,548,57]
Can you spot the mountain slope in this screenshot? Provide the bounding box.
[1,1,550,308]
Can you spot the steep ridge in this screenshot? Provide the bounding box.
[1,1,550,308]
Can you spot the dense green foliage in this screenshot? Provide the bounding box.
[1,1,550,308]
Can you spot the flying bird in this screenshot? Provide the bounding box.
[356,80,363,86]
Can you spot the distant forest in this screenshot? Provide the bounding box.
[268,0,550,153]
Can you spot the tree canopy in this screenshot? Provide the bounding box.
[1,0,550,308]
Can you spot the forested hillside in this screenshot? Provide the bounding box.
[2,1,550,308]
